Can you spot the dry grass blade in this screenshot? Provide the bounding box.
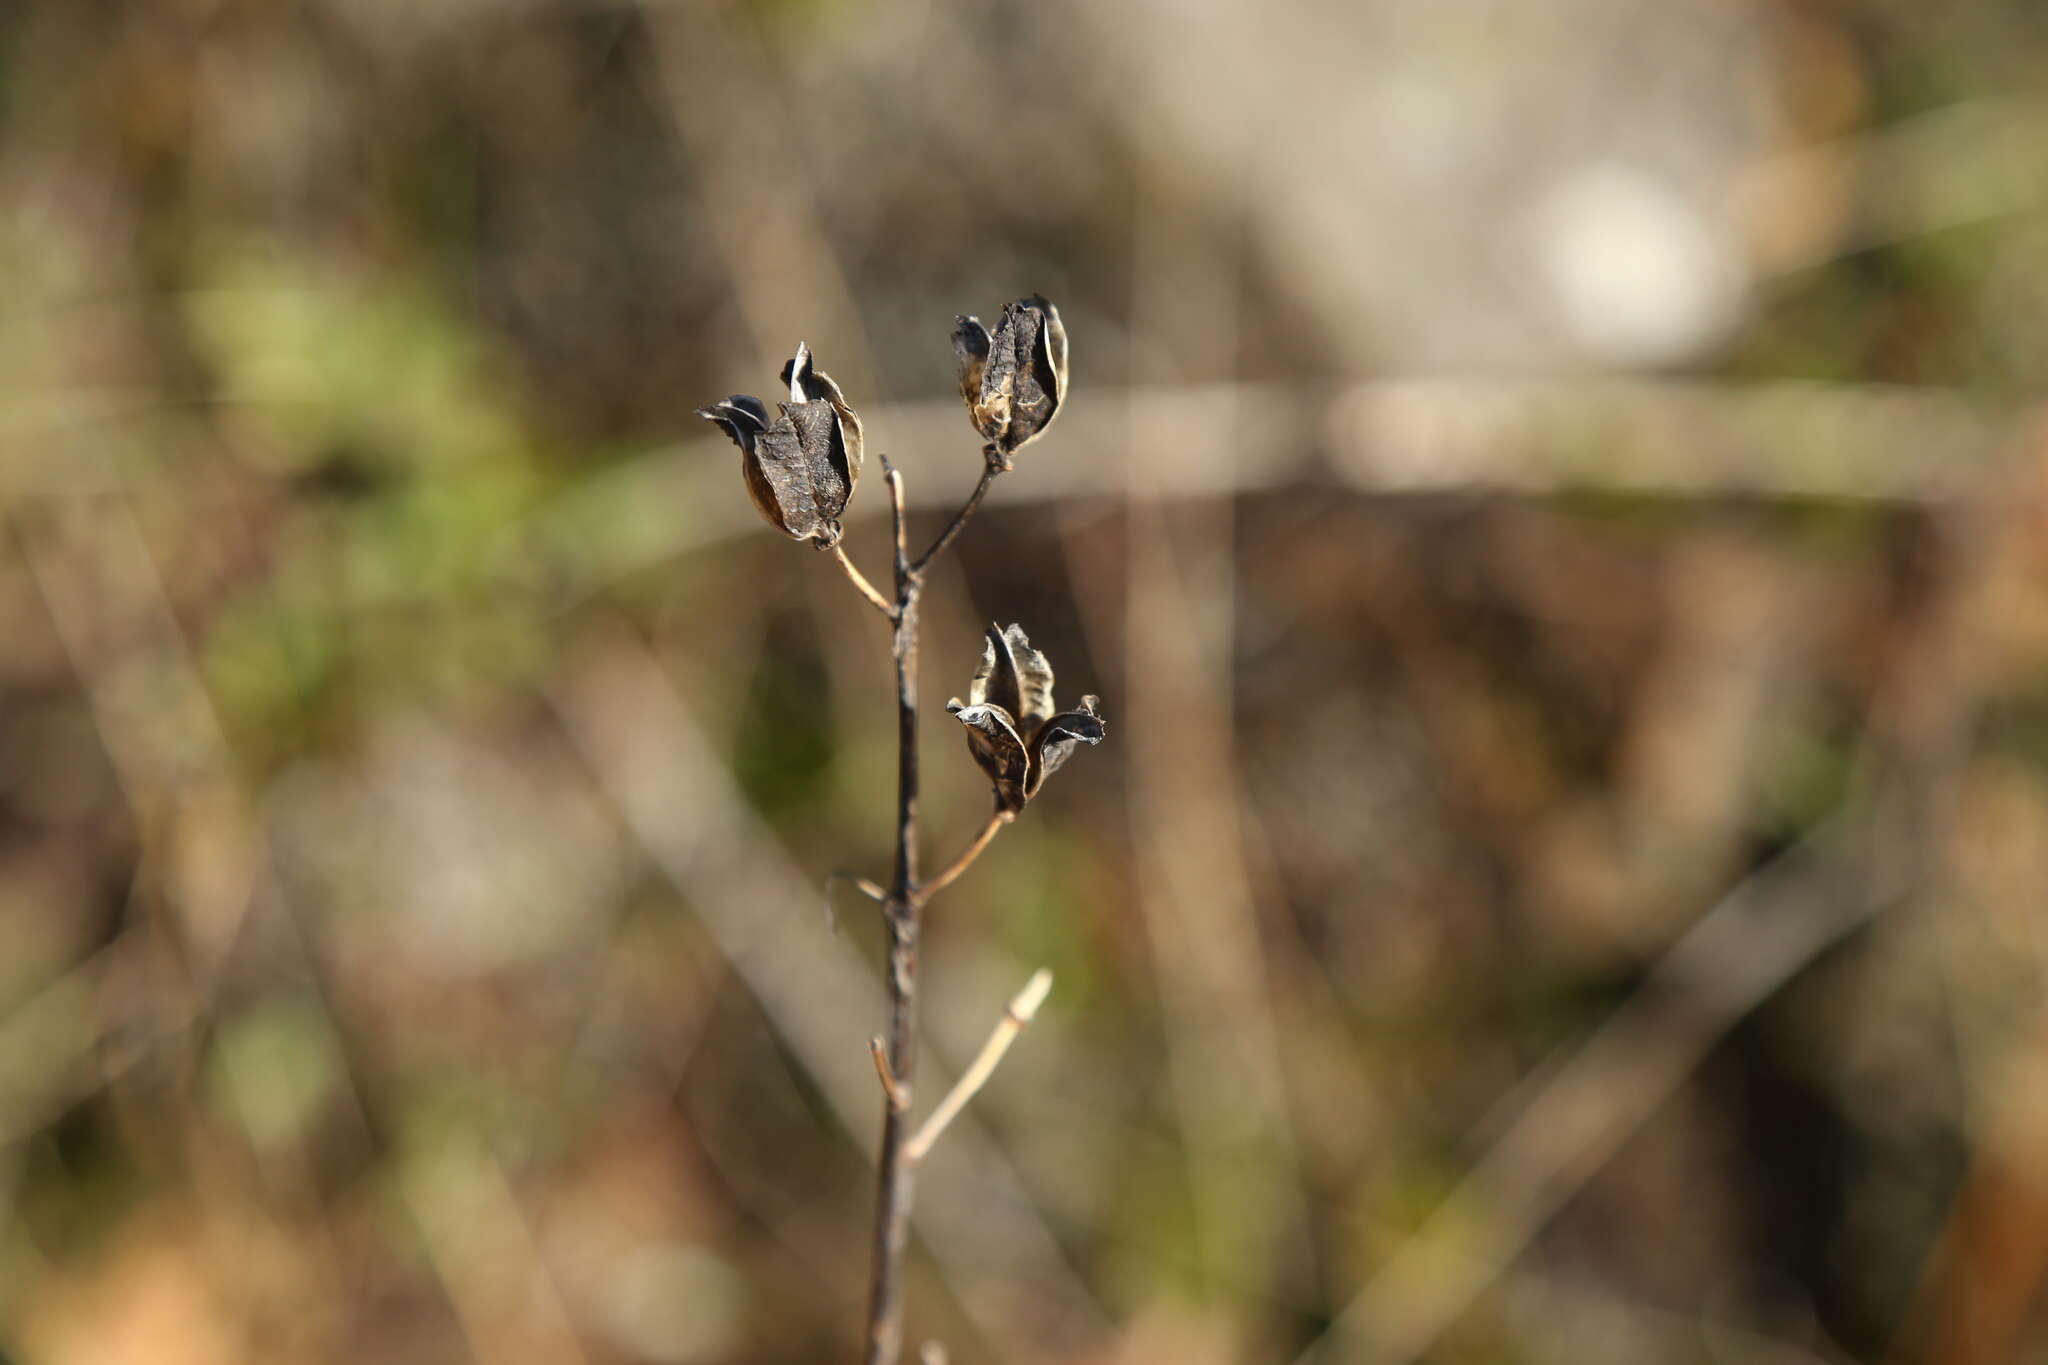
[1294,816,1879,1364]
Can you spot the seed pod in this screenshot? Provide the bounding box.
[953,297,1068,463]
[782,341,864,490]
[946,623,1104,813]
[696,342,863,546]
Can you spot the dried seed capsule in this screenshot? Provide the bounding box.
[953,297,1068,464]
[946,623,1104,813]
[697,342,863,546]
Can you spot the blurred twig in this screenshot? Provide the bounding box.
[1886,1013,2048,1365]
[906,969,1052,1163]
[1067,156,1317,1333]
[1295,814,1873,1365]
[0,935,168,1144]
[3,464,257,988]
[1298,481,2011,1365]
[634,0,874,388]
[1744,93,2048,275]
[533,379,2016,615]
[402,1136,593,1365]
[1502,1266,1842,1365]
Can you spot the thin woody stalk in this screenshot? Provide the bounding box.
[921,808,1012,901]
[910,460,1001,576]
[866,457,922,1365]
[697,301,1083,1365]
[833,542,897,619]
[864,456,1015,1365]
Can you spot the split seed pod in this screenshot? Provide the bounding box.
[697,342,864,546]
[946,623,1104,813]
[952,297,1068,465]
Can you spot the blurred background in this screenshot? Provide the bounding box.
[4,1,2048,1362]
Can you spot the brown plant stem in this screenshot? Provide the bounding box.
[858,454,1014,1364]
[862,453,1005,1365]
[909,457,1002,577]
[870,1036,909,1113]
[920,808,1012,901]
[832,541,898,619]
[866,455,921,1365]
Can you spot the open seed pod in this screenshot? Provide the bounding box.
[952,297,1068,465]
[697,342,863,546]
[946,623,1104,813]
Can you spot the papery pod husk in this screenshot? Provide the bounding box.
[745,415,836,542]
[969,624,1056,727]
[1027,695,1104,799]
[697,343,864,546]
[698,393,825,540]
[954,316,991,424]
[994,296,1066,455]
[956,297,1068,459]
[783,341,864,502]
[697,394,771,456]
[947,700,1032,813]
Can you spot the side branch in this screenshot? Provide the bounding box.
[918,808,1012,902]
[910,459,1001,577]
[870,1036,909,1112]
[905,969,1052,1162]
[832,543,898,619]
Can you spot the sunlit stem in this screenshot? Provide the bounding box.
[870,1036,909,1113]
[911,457,1001,576]
[832,542,897,619]
[918,807,1012,902]
[905,969,1052,1162]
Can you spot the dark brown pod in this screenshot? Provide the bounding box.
[953,297,1068,464]
[696,342,863,546]
[946,623,1104,813]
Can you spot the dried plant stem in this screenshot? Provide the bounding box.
[833,542,898,619]
[920,808,1012,900]
[861,454,1010,1365]
[867,510,922,1365]
[906,969,1052,1162]
[870,1036,909,1112]
[886,456,910,576]
[910,459,1001,576]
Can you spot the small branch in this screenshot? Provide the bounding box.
[905,969,1052,1163]
[830,870,890,904]
[832,543,898,619]
[910,458,1001,577]
[918,808,1012,903]
[882,453,909,583]
[870,1036,909,1113]
[823,870,890,931]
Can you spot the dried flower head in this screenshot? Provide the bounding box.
[697,342,865,546]
[946,624,1104,813]
[952,297,1068,466]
